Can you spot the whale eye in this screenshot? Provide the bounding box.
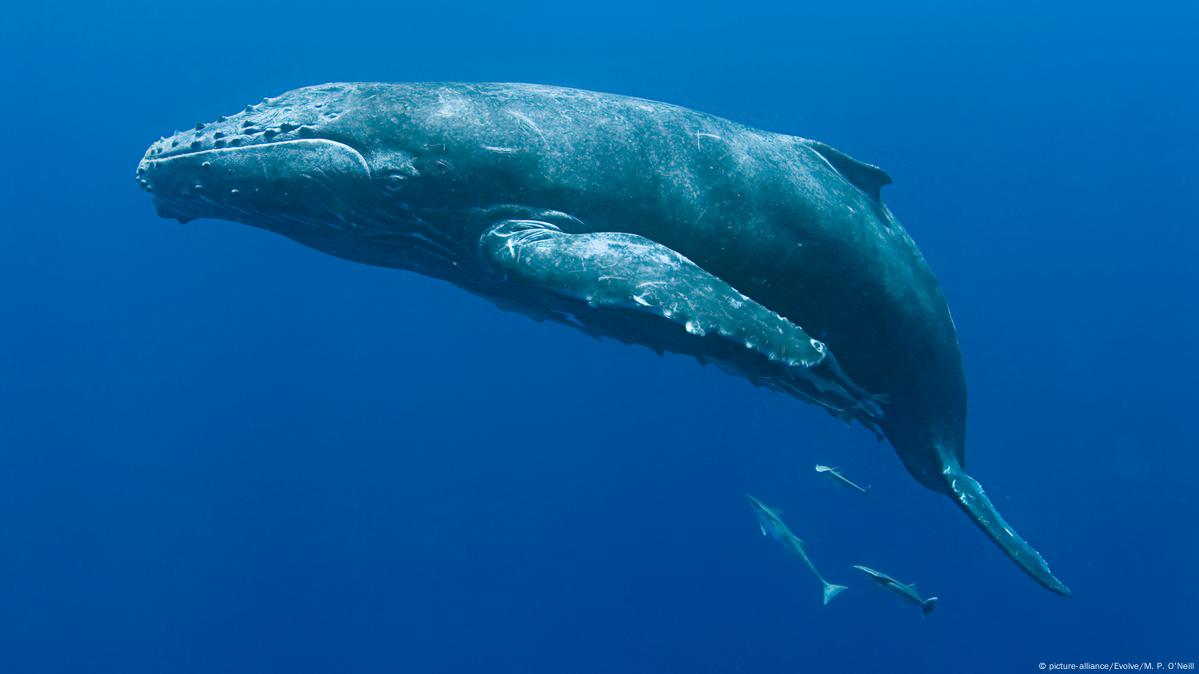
[380,172,407,192]
[376,166,417,193]
[368,150,420,193]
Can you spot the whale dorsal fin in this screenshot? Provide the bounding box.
[805,140,892,204]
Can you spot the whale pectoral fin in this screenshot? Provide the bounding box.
[479,220,884,433]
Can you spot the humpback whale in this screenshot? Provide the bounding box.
[136,82,1069,596]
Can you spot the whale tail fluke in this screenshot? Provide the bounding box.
[943,461,1071,597]
[822,581,848,605]
[921,596,938,616]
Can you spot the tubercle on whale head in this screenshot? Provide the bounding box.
[139,85,357,170]
[138,84,364,164]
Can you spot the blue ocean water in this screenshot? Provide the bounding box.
[1,1,1195,671]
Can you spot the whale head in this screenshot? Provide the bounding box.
[136,83,529,275]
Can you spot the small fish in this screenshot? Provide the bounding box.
[746,494,848,605]
[852,564,938,616]
[814,464,870,494]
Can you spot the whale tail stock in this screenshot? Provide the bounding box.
[943,460,1072,597]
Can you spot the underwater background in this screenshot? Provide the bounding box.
[1,1,1195,672]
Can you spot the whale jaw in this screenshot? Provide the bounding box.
[137,137,373,228]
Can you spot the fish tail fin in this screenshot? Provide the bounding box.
[943,462,1071,597]
[921,596,938,616]
[822,581,848,605]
